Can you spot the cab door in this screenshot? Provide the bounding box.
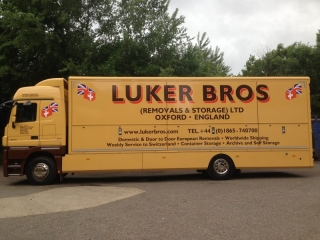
[39,100,61,146]
[7,101,40,147]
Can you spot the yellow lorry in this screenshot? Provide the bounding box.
[1,77,314,184]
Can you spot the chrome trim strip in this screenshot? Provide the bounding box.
[7,174,21,176]
[41,147,60,150]
[8,165,21,168]
[9,147,29,150]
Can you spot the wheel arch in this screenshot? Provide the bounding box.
[207,153,236,180]
[24,151,55,175]
[209,153,234,166]
[21,146,66,175]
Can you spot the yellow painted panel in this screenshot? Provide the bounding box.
[145,150,314,170]
[62,150,312,172]
[71,125,169,152]
[143,152,213,169]
[71,123,270,152]
[166,124,259,150]
[62,153,142,172]
[257,79,310,123]
[258,124,310,148]
[2,136,7,146]
[230,151,313,168]
[70,79,168,125]
[40,140,61,146]
[42,124,56,139]
[69,78,263,126]
[165,80,259,124]
[39,99,63,146]
[66,77,313,171]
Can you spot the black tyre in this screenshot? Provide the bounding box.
[233,169,242,178]
[207,155,235,180]
[26,156,57,185]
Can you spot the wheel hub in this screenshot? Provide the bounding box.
[32,163,50,180]
[213,158,229,175]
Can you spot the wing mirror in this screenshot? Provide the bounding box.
[12,115,16,129]
[11,103,17,129]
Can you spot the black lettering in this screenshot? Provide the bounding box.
[147,85,162,103]
[236,85,254,103]
[126,85,142,103]
[112,85,125,103]
[256,84,270,102]
[220,85,234,103]
[179,85,194,102]
[164,85,176,103]
[203,85,217,102]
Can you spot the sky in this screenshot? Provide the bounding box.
[168,0,320,75]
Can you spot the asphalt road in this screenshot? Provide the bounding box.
[0,162,320,240]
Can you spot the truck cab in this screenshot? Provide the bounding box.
[2,78,68,184]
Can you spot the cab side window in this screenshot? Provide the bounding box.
[16,103,37,122]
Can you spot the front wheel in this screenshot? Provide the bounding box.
[26,156,57,185]
[207,155,235,180]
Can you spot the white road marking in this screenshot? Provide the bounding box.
[0,186,144,219]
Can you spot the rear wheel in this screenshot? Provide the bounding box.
[26,156,57,185]
[207,155,235,180]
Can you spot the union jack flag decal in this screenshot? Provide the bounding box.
[42,102,58,118]
[78,84,88,95]
[50,102,58,113]
[286,83,302,100]
[77,83,96,101]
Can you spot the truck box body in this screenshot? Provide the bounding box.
[1,76,313,184]
[62,77,313,172]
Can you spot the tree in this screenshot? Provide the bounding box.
[241,31,320,115]
[310,30,320,115]
[169,32,231,76]
[93,2,231,77]
[0,0,115,103]
[93,0,191,76]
